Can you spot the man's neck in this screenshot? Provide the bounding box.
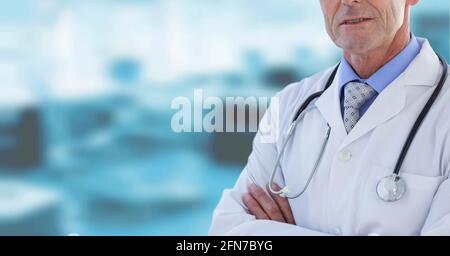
[344,30,411,79]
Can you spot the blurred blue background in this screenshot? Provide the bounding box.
[0,0,448,236]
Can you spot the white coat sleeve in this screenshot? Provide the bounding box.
[421,177,450,235]
[208,95,332,236]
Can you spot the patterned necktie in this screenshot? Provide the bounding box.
[343,82,376,133]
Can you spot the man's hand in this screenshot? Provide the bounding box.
[242,183,296,225]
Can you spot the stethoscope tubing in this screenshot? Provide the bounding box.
[267,55,448,200]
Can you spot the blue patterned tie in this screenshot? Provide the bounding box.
[343,82,376,133]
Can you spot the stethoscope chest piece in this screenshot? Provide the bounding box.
[376,174,407,202]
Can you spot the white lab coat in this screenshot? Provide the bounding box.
[209,38,450,236]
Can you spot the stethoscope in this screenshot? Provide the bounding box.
[269,55,448,202]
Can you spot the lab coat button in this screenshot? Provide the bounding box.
[333,227,342,236]
[338,149,352,162]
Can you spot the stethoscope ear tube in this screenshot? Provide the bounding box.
[268,122,331,199]
[269,64,340,198]
[392,55,448,176]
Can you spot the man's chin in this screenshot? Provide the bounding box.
[338,38,376,55]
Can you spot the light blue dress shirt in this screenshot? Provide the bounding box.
[338,34,422,117]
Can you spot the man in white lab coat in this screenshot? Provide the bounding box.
[209,0,450,236]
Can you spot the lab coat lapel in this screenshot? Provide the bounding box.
[315,69,348,141]
[339,39,441,150]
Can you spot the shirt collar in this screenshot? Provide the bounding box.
[337,34,422,94]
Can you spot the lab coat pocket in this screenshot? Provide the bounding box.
[358,165,444,235]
